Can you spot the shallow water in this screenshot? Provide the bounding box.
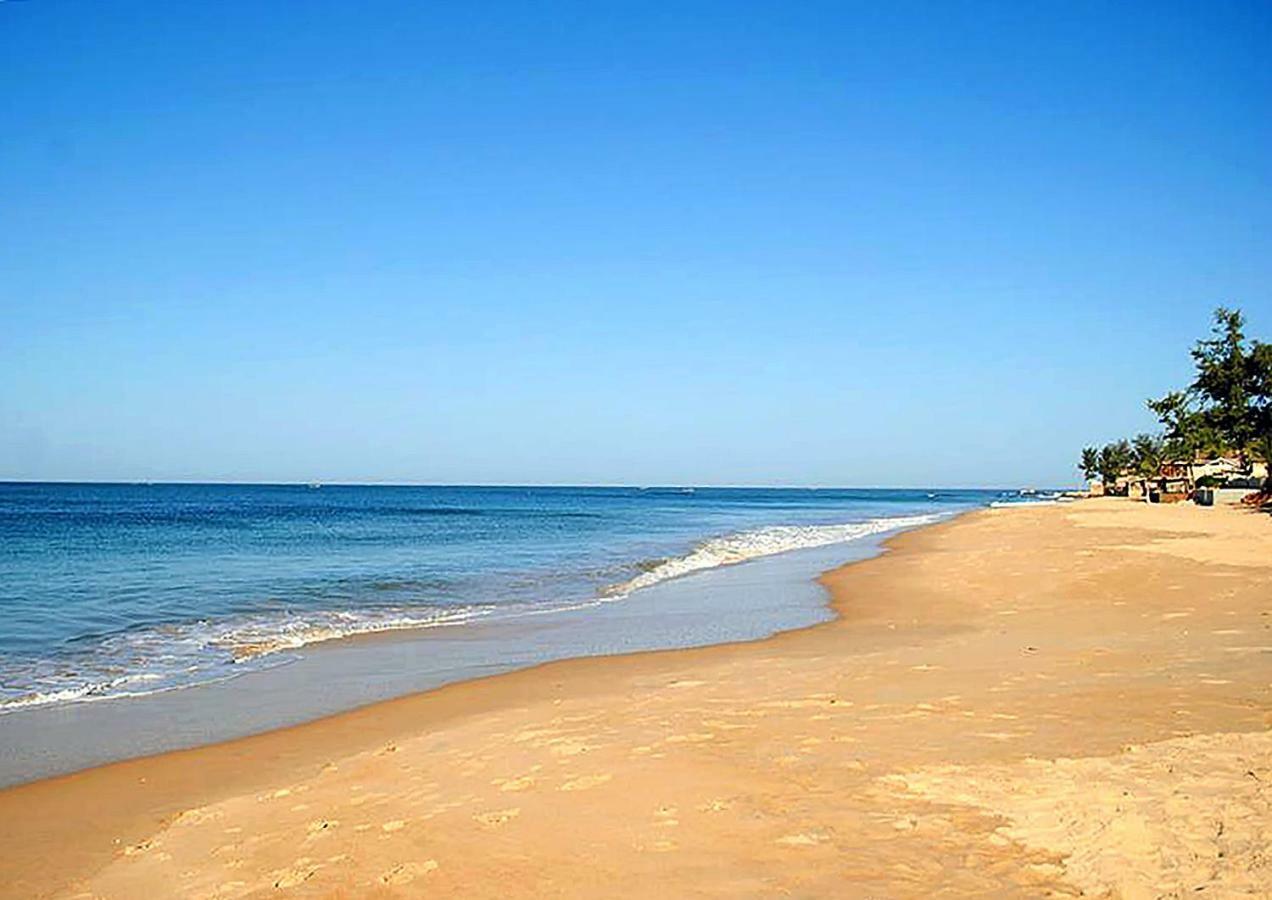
[0,484,1002,712]
[0,484,1010,784]
[1,531,898,785]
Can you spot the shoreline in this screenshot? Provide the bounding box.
[0,499,959,748]
[1,511,970,895]
[3,499,1269,898]
[0,514,932,787]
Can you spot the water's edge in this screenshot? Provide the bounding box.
[0,516,946,787]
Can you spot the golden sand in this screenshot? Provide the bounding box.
[2,498,1269,898]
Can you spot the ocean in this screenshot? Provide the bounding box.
[0,484,1011,715]
[0,483,1042,782]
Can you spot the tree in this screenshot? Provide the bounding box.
[1097,440,1134,493]
[1079,446,1100,482]
[1190,308,1256,457]
[1148,307,1269,470]
[1090,306,1269,497]
[1145,391,1220,461]
[1131,433,1165,478]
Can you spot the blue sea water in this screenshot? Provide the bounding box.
[0,483,1007,715]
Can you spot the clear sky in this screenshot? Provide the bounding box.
[2,1,1269,487]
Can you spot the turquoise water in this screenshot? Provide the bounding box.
[0,484,1004,714]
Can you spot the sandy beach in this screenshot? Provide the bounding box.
[2,498,1269,899]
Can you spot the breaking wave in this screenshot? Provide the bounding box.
[0,513,941,714]
[603,514,941,598]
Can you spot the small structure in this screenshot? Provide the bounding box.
[1195,486,1259,506]
[1189,456,1246,483]
[1097,453,1267,505]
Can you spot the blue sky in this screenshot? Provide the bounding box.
[2,1,1269,486]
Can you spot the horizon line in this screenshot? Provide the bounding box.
[0,479,1069,491]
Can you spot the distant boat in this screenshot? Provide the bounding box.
[308,482,322,489]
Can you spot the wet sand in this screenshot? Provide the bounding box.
[2,498,1269,898]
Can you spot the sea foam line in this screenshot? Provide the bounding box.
[0,606,495,715]
[604,513,943,598]
[0,513,942,714]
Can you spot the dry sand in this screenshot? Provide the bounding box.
[1,498,1269,898]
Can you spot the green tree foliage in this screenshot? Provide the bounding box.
[1084,307,1270,495]
[1146,308,1272,473]
[1145,391,1222,461]
[1079,446,1100,481]
[1131,433,1165,478]
[1097,439,1134,491]
[1190,308,1257,453]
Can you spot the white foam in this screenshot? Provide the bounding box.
[605,514,942,598]
[213,606,494,660]
[0,605,495,714]
[0,513,944,715]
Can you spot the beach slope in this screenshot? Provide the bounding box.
[2,498,1269,898]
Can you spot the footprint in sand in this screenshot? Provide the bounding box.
[173,806,221,827]
[560,773,612,791]
[512,727,558,744]
[547,739,593,757]
[381,820,407,833]
[123,839,157,857]
[349,792,385,807]
[380,860,438,885]
[305,819,338,837]
[497,775,536,792]
[473,808,520,827]
[664,732,714,744]
[760,698,846,710]
[271,860,319,888]
[776,832,829,847]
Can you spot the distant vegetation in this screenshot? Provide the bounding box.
[1080,308,1272,495]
